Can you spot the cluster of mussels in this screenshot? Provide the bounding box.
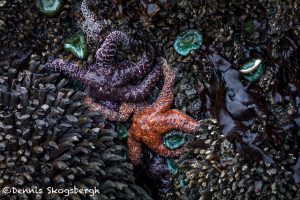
[0,56,152,199]
[174,123,300,200]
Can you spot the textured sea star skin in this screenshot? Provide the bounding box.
[84,97,145,122]
[47,31,161,104]
[81,0,110,41]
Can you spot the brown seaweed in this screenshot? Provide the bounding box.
[199,47,275,163]
[294,156,300,184]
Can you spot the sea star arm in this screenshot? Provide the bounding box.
[81,0,109,41]
[130,44,155,78]
[128,132,143,165]
[115,60,135,69]
[118,44,155,80]
[108,60,135,87]
[83,96,134,121]
[116,63,162,101]
[153,58,175,112]
[154,110,203,134]
[110,44,155,87]
[46,58,89,83]
[95,31,129,65]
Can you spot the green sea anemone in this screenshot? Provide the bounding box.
[174,30,203,56]
[244,20,256,33]
[36,0,63,17]
[117,123,128,139]
[64,33,88,59]
[163,131,185,150]
[239,59,264,82]
[166,159,178,175]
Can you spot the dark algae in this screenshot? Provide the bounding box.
[202,48,273,163]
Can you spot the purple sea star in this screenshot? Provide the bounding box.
[46,31,162,120]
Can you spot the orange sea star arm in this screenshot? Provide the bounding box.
[153,110,203,134]
[153,58,176,112]
[128,132,143,165]
[83,96,134,121]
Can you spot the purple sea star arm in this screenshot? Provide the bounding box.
[81,0,109,41]
[88,62,161,101]
[119,44,155,80]
[114,60,135,69]
[108,61,135,87]
[111,44,155,87]
[95,31,129,65]
[118,63,162,101]
[81,0,91,20]
[46,58,89,83]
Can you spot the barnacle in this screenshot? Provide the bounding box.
[0,0,72,61]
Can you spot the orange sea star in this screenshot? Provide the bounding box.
[127,59,205,165]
